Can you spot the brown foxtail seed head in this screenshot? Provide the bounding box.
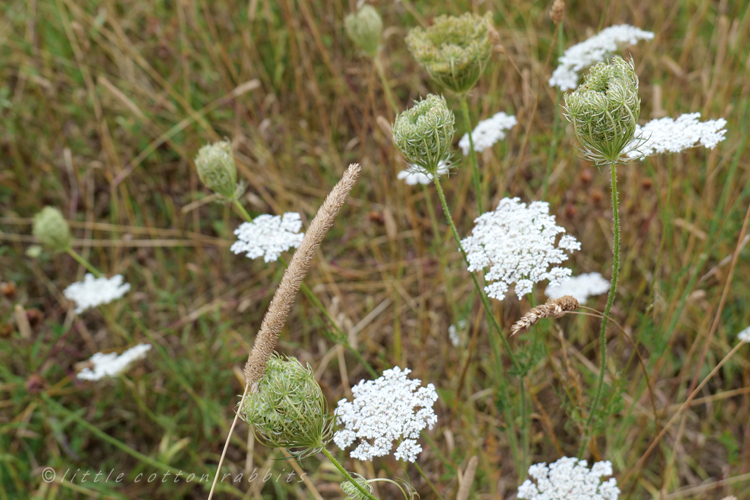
[550,0,565,25]
[510,295,579,336]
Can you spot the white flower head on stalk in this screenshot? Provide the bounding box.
[545,272,610,303]
[550,24,654,90]
[231,213,305,263]
[627,113,727,159]
[77,344,152,381]
[461,198,581,300]
[333,366,438,462]
[459,112,517,155]
[518,457,620,500]
[63,274,131,314]
[737,326,750,343]
[397,160,451,186]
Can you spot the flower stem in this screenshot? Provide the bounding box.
[577,162,621,458]
[321,448,379,500]
[414,461,445,500]
[459,95,482,215]
[66,248,102,278]
[233,199,252,222]
[374,56,399,116]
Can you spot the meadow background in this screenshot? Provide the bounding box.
[1,0,750,498]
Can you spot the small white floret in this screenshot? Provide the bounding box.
[231,213,305,262]
[545,272,610,303]
[459,112,517,156]
[627,113,727,159]
[63,274,131,314]
[518,457,620,500]
[77,344,152,381]
[397,160,450,186]
[737,326,750,343]
[550,25,654,90]
[461,198,580,300]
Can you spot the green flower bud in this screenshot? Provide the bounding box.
[345,5,383,57]
[194,141,239,200]
[240,355,331,458]
[563,56,641,165]
[406,12,494,94]
[341,476,373,500]
[393,94,455,173]
[33,207,71,252]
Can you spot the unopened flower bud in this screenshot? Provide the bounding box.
[563,56,641,165]
[33,207,71,252]
[240,355,331,458]
[406,12,494,94]
[392,94,455,174]
[344,5,383,57]
[194,141,239,200]
[341,476,373,500]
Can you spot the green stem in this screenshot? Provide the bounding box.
[459,95,482,214]
[233,199,252,222]
[321,448,379,500]
[66,248,102,277]
[414,461,444,500]
[374,56,399,115]
[577,162,621,458]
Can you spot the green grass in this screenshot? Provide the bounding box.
[2,0,750,498]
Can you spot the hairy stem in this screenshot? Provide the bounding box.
[232,199,252,222]
[66,248,102,278]
[578,162,621,458]
[414,461,445,500]
[321,448,379,500]
[459,95,482,214]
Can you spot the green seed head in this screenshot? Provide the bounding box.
[563,56,641,165]
[240,355,331,459]
[194,141,239,200]
[345,5,383,57]
[406,12,494,94]
[341,476,373,500]
[33,207,71,252]
[393,94,455,173]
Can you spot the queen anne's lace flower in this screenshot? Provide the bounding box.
[627,113,727,159]
[77,344,152,381]
[231,213,305,262]
[333,366,438,462]
[737,326,750,343]
[545,272,610,303]
[397,160,451,186]
[462,198,580,300]
[63,274,131,314]
[517,457,620,500]
[459,112,517,156]
[550,25,654,90]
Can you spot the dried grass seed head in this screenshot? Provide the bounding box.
[33,206,71,252]
[393,94,455,174]
[345,4,383,57]
[406,12,494,94]
[240,354,331,459]
[564,56,642,165]
[194,141,240,200]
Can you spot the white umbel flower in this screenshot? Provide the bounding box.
[462,198,581,300]
[459,112,517,155]
[738,326,750,343]
[627,113,727,159]
[550,25,654,90]
[63,274,131,314]
[231,213,305,262]
[333,366,438,462]
[397,160,450,186]
[518,457,620,500]
[77,344,152,381]
[545,272,610,303]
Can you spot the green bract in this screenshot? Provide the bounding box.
[344,5,383,57]
[240,355,331,459]
[194,141,240,200]
[33,207,71,252]
[392,94,455,173]
[341,476,373,500]
[563,56,641,165]
[406,12,494,94]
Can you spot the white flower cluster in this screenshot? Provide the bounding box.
[231,213,305,262]
[63,274,131,314]
[738,326,750,343]
[550,25,654,90]
[461,198,581,300]
[627,113,727,159]
[545,272,610,303]
[397,160,450,186]
[333,366,438,462]
[518,457,620,500]
[448,319,468,347]
[77,344,152,381]
[458,112,517,156]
